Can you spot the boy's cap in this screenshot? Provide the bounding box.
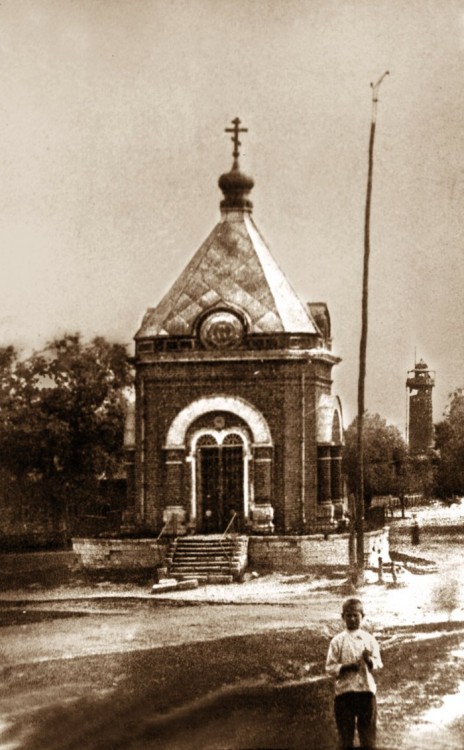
[342,597,364,615]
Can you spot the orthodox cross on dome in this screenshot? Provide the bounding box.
[219,117,254,212]
[225,117,248,167]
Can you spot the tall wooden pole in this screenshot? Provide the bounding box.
[356,72,389,581]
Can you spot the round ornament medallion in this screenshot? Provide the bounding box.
[199,310,244,349]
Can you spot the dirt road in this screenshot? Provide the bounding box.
[0,503,463,749]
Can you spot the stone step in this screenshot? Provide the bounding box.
[170,570,233,578]
[175,541,235,546]
[173,546,238,553]
[171,559,231,566]
[170,564,233,573]
[175,574,209,584]
[167,535,249,584]
[150,578,199,594]
[170,548,242,555]
[171,559,235,566]
[174,543,239,551]
[172,536,246,546]
[176,539,244,544]
[207,574,233,584]
[173,553,240,560]
[176,535,248,540]
[174,548,239,554]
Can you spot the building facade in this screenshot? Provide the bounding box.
[124,121,346,536]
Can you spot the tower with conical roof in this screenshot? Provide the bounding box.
[127,119,345,536]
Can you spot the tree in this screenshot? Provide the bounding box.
[399,454,435,501]
[435,389,464,497]
[0,334,133,527]
[432,576,460,622]
[343,412,407,504]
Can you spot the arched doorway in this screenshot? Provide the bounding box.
[163,396,273,535]
[196,432,245,533]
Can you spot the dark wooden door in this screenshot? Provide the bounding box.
[198,444,243,533]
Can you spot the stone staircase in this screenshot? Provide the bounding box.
[167,535,249,584]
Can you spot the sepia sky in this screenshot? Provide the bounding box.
[1,0,464,431]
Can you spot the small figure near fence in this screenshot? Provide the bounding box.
[411,515,420,545]
[326,597,383,750]
[377,552,383,583]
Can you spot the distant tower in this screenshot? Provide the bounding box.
[406,359,435,454]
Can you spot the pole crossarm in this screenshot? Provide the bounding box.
[370,71,390,122]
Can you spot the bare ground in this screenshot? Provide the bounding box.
[1,503,464,749]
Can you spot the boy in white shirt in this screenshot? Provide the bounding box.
[326,597,382,749]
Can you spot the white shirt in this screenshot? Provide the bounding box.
[326,628,382,696]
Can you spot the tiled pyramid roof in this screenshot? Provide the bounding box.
[135,212,318,338]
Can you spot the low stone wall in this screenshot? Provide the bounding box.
[72,538,168,572]
[0,530,390,587]
[73,530,390,576]
[249,527,390,573]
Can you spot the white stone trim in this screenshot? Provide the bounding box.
[165,395,272,448]
[316,393,344,444]
[188,427,252,522]
[190,427,251,453]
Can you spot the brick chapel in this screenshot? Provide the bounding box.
[124,119,346,537]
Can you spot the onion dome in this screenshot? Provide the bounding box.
[218,166,254,212]
[218,117,254,213]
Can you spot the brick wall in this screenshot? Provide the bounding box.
[249,528,390,573]
[135,355,332,534]
[1,529,389,584]
[74,531,390,576]
[73,538,168,571]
